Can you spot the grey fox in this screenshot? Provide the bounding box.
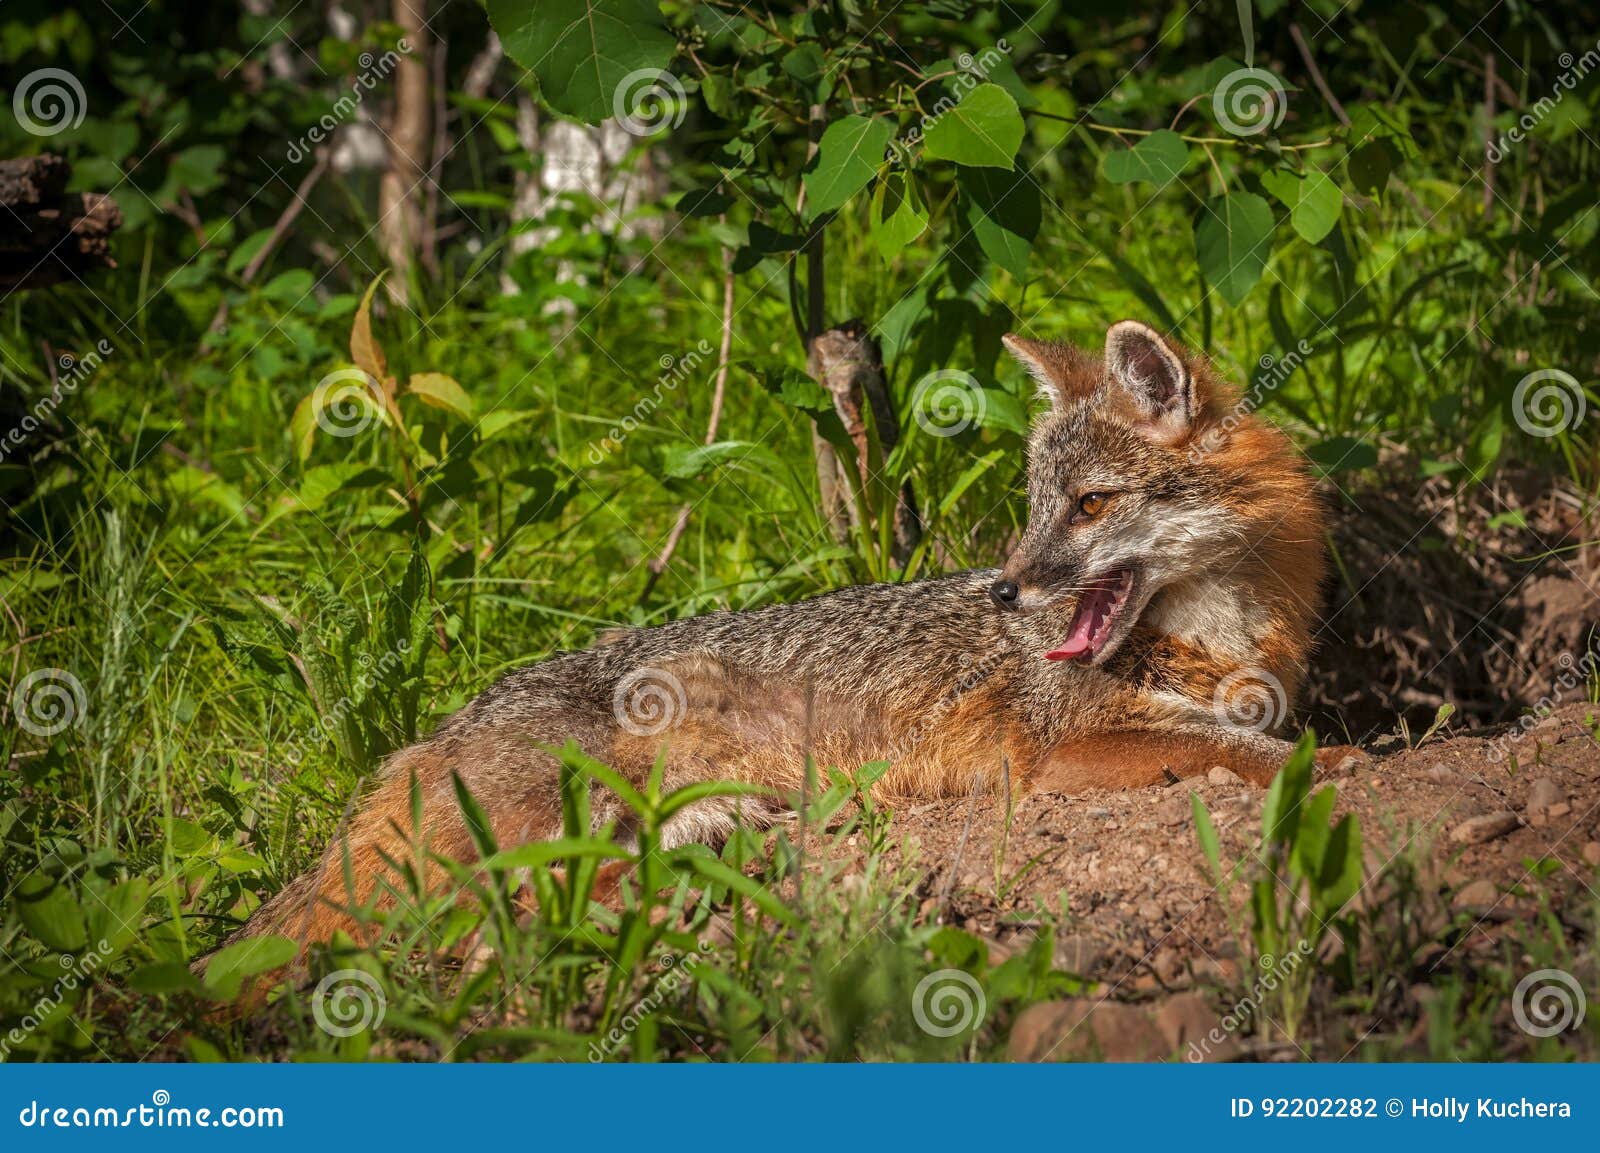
[232,320,1347,959]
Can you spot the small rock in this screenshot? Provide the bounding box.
[1526,778,1565,812]
[1207,765,1244,786]
[1085,806,1112,819]
[1450,811,1520,845]
[1156,798,1190,827]
[1054,933,1103,974]
[1155,992,1238,1062]
[1152,950,1187,986]
[1582,842,1600,867]
[1530,714,1564,739]
[1451,879,1499,909]
[1008,999,1169,1062]
[1426,763,1458,784]
[1193,957,1240,985]
[1545,802,1571,819]
[1137,899,1165,923]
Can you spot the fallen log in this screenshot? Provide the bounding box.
[0,154,122,292]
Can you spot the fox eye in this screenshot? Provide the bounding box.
[1073,492,1112,521]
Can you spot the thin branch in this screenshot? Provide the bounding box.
[1289,22,1351,127]
[205,148,332,337]
[1482,52,1497,218]
[643,242,737,594]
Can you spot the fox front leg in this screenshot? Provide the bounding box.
[1028,727,1364,792]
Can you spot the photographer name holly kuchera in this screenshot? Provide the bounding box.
[1411,1097,1574,1121]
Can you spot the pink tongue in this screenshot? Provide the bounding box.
[1044,587,1113,661]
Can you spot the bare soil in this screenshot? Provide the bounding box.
[855,700,1600,1059]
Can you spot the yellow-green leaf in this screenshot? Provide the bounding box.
[350,275,389,390]
[407,372,475,420]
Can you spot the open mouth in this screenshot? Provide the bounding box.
[1044,568,1136,662]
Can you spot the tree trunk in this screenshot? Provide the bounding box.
[807,322,922,567]
[0,155,121,293]
[379,0,430,303]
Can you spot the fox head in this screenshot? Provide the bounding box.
[989,321,1318,668]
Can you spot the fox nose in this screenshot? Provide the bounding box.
[989,579,1020,611]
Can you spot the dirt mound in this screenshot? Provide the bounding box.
[860,701,1600,1058]
[1303,466,1599,741]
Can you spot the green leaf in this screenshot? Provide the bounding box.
[480,839,630,872]
[1191,793,1224,884]
[871,170,928,262]
[1194,192,1275,306]
[923,84,1024,168]
[479,409,538,441]
[670,852,797,927]
[297,464,388,512]
[758,365,833,414]
[676,186,733,217]
[201,935,298,999]
[662,440,785,480]
[487,0,675,124]
[452,771,499,860]
[1465,408,1504,479]
[1259,168,1342,244]
[803,115,894,218]
[1289,786,1337,882]
[1260,731,1316,848]
[958,166,1040,278]
[1316,814,1364,916]
[84,879,149,955]
[16,874,88,953]
[128,962,204,996]
[165,144,226,198]
[974,388,1030,435]
[1101,130,1189,187]
[407,372,475,420]
[1346,141,1395,196]
[781,44,825,101]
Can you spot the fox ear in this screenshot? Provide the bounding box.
[1104,321,1193,443]
[1002,333,1070,409]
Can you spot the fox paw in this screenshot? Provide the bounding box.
[1315,744,1369,774]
